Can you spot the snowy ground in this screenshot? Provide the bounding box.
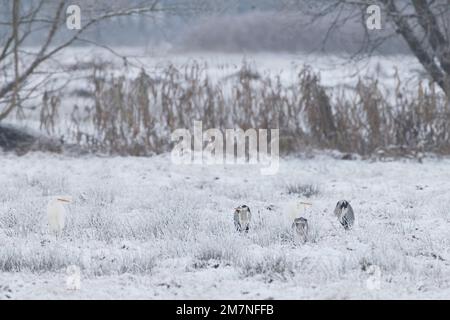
[0,151,449,299]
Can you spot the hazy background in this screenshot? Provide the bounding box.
[0,0,411,54]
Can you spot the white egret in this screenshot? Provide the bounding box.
[285,201,312,222]
[47,196,72,237]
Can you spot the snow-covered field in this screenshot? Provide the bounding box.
[0,151,449,299]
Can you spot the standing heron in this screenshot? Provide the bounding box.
[292,217,309,244]
[334,200,354,230]
[234,205,251,232]
[47,196,72,237]
[287,201,312,244]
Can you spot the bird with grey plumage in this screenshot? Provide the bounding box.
[292,217,309,244]
[334,200,354,230]
[234,205,251,232]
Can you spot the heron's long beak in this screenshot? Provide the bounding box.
[57,198,71,203]
[299,202,313,206]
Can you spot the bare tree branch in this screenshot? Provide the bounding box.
[0,0,167,121]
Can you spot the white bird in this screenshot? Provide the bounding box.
[334,200,354,230]
[285,200,312,222]
[234,205,251,232]
[292,217,309,244]
[66,265,81,290]
[47,196,72,237]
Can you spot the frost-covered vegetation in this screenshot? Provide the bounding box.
[1,48,444,161]
[26,54,449,158]
[0,152,449,299]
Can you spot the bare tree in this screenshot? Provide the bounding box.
[384,0,450,96]
[0,0,172,122]
[287,0,450,97]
